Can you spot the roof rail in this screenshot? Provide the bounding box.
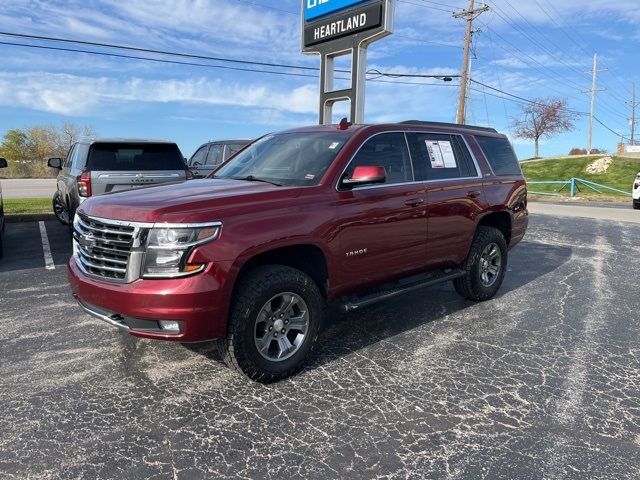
[399,120,498,134]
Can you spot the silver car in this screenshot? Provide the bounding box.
[48,138,188,224]
[187,139,251,179]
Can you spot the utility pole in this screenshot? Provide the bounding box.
[584,53,606,154]
[454,0,489,124]
[628,81,637,146]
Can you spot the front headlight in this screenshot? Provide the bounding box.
[142,223,221,278]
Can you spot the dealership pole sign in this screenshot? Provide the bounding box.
[302,0,395,124]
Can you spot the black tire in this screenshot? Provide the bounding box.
[453,226,508,301]
[633,200,640,210]
[53,192,70,225]
[220,265,324,383]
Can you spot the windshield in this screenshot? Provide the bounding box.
[214,132,349,186]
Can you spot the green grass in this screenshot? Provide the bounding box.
[3,197,51,215]
[521,155,640,198]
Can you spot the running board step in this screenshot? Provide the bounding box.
[338,269,465,312]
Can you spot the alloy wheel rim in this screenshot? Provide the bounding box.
[254,292,309,362]
[480,243,501,287]
[54,197,68,223]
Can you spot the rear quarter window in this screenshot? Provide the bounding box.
[475,136,521,176]
[87,143,185,171]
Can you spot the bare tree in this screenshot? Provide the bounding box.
[512,98,577,158]
[60,121,96,151]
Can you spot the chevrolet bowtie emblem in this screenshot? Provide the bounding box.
[78,233,95,249]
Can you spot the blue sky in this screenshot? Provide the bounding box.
[0,0,638,159]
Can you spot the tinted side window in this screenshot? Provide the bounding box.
[346,133,413,186]
[189,146,208,167]
[407,133,475,181]
[63,144,75,169]
[225,143,248,160]
[205,145,224,165]
[71,144,89,171]
[475,135,521,176]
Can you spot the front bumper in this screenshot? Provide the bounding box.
[68,257,232,341]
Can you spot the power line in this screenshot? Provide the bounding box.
[0,30,628,142]
[394,34,463,49]
[0,40,321,78]
[476,20,630,120]
[525,0,629,107]
[397,0,456,14]
[233,0,299,16]
[0,30,320,71]
[539,0,632,97]
[0,39,460,90]
[468,78,631,141]
[483,1,630,119]
[486,4,588,82]
[469,79,584,114]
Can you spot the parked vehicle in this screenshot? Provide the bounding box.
[0,157,7,258]
[68,121,528,382]
[187,140,251,178]
[633,172,640,209]
[48,139,189,224]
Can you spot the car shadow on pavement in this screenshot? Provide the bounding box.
[185,240,572,374]
[0,221,71,274]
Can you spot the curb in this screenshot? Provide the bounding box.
[5,213,57,223]
[528,199,632,210]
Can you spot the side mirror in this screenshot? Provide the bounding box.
[342,165,386,188]
[48,157,63,169]
[0,157,7,168]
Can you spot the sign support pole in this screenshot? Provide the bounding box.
[302,0,395,125]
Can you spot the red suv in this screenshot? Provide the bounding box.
[68,121,528,382]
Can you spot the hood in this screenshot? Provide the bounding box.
[78,179,302,223]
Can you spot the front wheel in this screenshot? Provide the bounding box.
[453,226,508,301]
[633,200,640,210]
[220,265,324,382]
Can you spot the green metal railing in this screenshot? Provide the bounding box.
[527,177,631,197]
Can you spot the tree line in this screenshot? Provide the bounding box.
[0,122,96,178]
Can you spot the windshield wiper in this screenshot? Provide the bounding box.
[230,175,282,186]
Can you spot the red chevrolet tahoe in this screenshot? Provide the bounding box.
[68,121,528,382]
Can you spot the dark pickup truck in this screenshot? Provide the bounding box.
[68,121,528,382]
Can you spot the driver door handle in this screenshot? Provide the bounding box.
[404,198,425,207]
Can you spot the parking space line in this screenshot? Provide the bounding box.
[38,221,55,270]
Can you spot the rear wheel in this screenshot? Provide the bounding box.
[633,200,640,210]
[53,192,70,225]
[453,226,508,301]
[220,265,323,382]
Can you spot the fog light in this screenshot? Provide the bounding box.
[159,320,180,332]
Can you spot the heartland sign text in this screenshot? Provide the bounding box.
[303,3,383,47]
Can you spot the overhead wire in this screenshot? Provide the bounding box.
[485,1,629,117]
[0,39,459,89]
[540,0,632,97]
[0,24,629,142]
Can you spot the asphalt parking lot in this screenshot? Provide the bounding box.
[1,208,640,479]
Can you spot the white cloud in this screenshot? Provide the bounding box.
[0,71,318,116]
[0,68,463,126]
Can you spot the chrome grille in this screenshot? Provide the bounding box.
[73,214,138,282]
